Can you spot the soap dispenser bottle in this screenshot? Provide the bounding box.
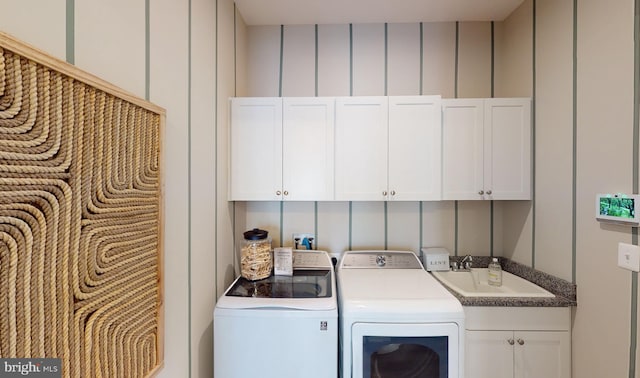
[488,257,502,287]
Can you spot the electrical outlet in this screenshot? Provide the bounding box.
[293,233,315,250]
[618,242,640,272]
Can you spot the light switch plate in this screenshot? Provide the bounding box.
[618,242,640,272]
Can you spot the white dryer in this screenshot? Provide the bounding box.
[214,250,338,378]
[337,250,464,378]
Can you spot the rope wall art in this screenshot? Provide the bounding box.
[0,32,165,377]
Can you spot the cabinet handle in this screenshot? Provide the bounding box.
[486,190,492,195]
[276,191,282,196]
[517,339,525,345]
[478,190,484,195]
[283,191,289,196]
[390,190,396,196]
[382,191,388,196]
[508,339,515,345]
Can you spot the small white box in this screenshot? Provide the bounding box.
[421,247,450,272]
[274,247,293,276]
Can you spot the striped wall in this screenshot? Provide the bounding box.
[237,20,537,265]
[234,1,640,377]
[2,0,640,377]
[0,0,235,377]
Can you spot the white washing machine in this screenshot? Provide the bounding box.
[214,250,338,378]
[337,250,464,378]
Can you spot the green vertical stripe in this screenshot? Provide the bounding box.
[630,0,640,376]
[348,23,353,249]
[279,25,284,97]
[145,0,150,101]
[278,25,284,247]
[187,1,193,376]
[419,23,424,253]
[349,24,353,96]
[572,0,578,284]
[531,0,537,268]
[384,23,388,96]
[419,22,424,96]
[490,21,494,257]
[454,21,459,256]
[65,0,74,64]
[315,24,319,97]
[454,21,459,99]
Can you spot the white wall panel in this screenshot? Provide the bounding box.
[573,0,634,376]
[422,22,456,98]
[387,202,420,251]
[457,22,492,98]
[533,0,573,281]
[457,202,491,255]
[422,201,456,255]
[190,0,217,376]
[317,202,350,255]
[149,0,190,376]
[247,25,281,96]
[75,0,146,98]
[282,25,315,96]
[351,202,385,249]
[317,24,350,96]
[0,0,66,60]
[217,0,240,297]
[244,201,282,247]
[387,23,420,96]
[282,202,316,248]
[352,23,385,96]
[235,13,249,97]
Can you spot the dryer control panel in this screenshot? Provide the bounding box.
[339,251,423,269]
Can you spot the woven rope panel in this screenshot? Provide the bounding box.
[0,33,164,377]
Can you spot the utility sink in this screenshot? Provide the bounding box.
[431,268,555,298]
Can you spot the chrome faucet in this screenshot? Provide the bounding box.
[461,255,473,270]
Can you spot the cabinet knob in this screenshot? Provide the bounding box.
[478,190,484,195]
[517,339,525,345]
[276,191,281,196]
[508,339,515,345]
[382,191,388,196]
[486,190,492,195]
[390,190,396,196]
[283,191,289,196]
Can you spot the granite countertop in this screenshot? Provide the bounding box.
[434,256,577,307]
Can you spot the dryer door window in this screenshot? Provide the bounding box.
[352,322,459,378]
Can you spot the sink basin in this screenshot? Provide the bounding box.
[431,268,554,298]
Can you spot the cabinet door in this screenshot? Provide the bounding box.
[514,331,570,378]
[388,96,442,201]
[335,96,388,201]
[466,330,514,378]
[442,99,484,200]
[282,97,335,201]
[229,97,283,200]
[484,98,531,200]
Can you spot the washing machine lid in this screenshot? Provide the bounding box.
[226,269,332,299]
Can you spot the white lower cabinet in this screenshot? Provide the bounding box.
[464,307,571,378]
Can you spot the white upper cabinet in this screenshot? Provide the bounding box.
[442,98,531,200]
[229,97,283,201]
[335,96,389,201]
[229,97,335,201]
[335,95,442,201]
[388,96,442,200]
[282,97,335,201]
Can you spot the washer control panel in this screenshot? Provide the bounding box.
[340,251,423,269]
